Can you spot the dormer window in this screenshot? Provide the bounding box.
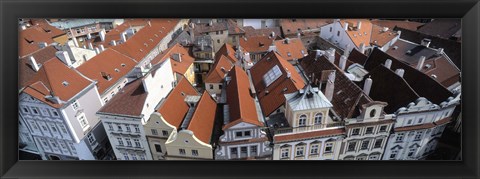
[369,109,376,118]
[121,63,126,67]
[62,81,69,86]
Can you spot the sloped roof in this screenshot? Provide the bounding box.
[90,19,150,49]
[250,51,305,116]
[223,66,263,130]
[187,91,218,144]
[274,38,307,61]
[152,43,195,75]
[370,19,424,31]
[158,77,199,128]
[97,78,147,117]
[239,36,274,54]
[347,49,368,65]
[19,46,58,89]
[339,19,398,48]
[284,85,333,111]
[22,58,92,108]
[279,19,331,36]
[417,19,461,40]
[204,55,234,83]
[19,24,61,57]
[76,48,137,95]
[243,26,281,38]
[216,43,238,63]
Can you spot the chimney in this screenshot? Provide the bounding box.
[297,33,301,39]
[421,38,431,47]
[208,20,213,26]
[363,77,372,95]
[359,43,366,54]
[95,47,100,54]
[87,33,92,39]
[357,20,362,30]
[384,59,392,69]
[395,68,405,77]
[88,42,94,50]
[200,41,205,51]
[46,92,62,104]
[142,76,150,93]
[382,27,389,32]
[99,29,106,42]
[111,40,117,46]
[397,30,402,37]
[416,56,426,70]
[268,44,277,52]
[172,53,182,62]
[121,32,127,42]
[327,48,335,63]
[20,24,27,30]
[72,37,79,47]
[148,21,151,27]
[270,31,275,38]
[38,42,48,48]
[436,48,444,55]
[284,38,290,44]
[56,51,72,67]
[344,22,349,31]
[28,56,40,72]
[325,71,335,101]
[344,44,351,56]
[315,50,323,58]
[339,55,347,71]
[99,45,105,52]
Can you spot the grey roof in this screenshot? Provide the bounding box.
[50,19,118,29]
[284,85,333,111]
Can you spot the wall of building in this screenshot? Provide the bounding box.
[273,134,343,160]
[144,112,177,160]
[165,130,213,160]
[320,21,356,52]
[242,19,279,29]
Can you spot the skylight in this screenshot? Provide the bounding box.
[263,65,282,87]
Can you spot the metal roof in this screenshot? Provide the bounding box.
[50,19,118,29]
[284,85,333,111]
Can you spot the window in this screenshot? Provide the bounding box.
[379,125,387,132]
[162,130,168,136]
[50,124,58,133]
[217,39,220,43]
[236,131,242,137]
[134,125,140,133]
[139,154,146,160]
[352,128,360,136]
[179,149,186,155]
[298,115,307,126]
[361,140,369,150]
[235,131,251,138]
[365,127,374,134]
[374,139,383,148]
[29,121,39,130]
[414,131,424,141]
[209,84,213,89]
[408,148,416,157]
[390,150,398,159]
[250,146,257,155]
[337,31,340,36]
[52,110,59,116]
[395,133,405,143]
[155,144,162,153]
[117,138,124,145]
[310,144,319,154]
[134,139,141,147]
[418,118,423,123]
[125,138,132,146]
[123,153,129,160]
[59,124,68,134]
[117,124,122,131]
[104,98,108,103]
[324,143,333,153]
[329,27,332,32]
[262,65,282,87]
[241,146,248,155]
[281,148,290,159]
[369,109,376,117]
[131,154,137,160]
[407,119,413,125]
[78,115,88,128]
[32,108,39,114]
[244,131,251,137]
[230,148,238,156]
[219,85,223,89]
[87,133,96,145]
[347,142,356,152]
[107,123,113,131]
[296,146,305,157]
[192,150,199,156]
[22,107,29,113]
[72,100,79,110]
[151,129,158,135]
[125,124,131,132]
[314,113,323,124]
[50,140,58,148]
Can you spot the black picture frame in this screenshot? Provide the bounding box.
[1,0,479,178]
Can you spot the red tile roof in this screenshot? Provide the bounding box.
[204,54,234,83]
[188,91,218,144]
[274,128,345,143]
[97,78,147,116]
[152,43,195,75]
[273,38,307,61]
[243,26,282,38]
[279,19,332,37]
[22,58,92,108]
[90,19,150,49]
[158,77,199,128]
[239,36,274,54]
[250,52,305,116]
[19,23,64,57]
[370,19,424,31]
[223,66,264,130]
[19,46,58,89]
[216,43,238,63]
[76,48,137,95]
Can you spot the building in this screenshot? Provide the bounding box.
[19,21,67,58]
[164,91,219,160]
[19,58,109,160]
[239,35,275,63]
[416,19,461,42]
[152,43,196,85]
[144,77,199,160]
[238,19,280,29]
[204,55,235,96]
[273,38,308,63]
[49,19,123,38]
[215,66,271,160]
[279,19,330,38]
[97,60,175,160]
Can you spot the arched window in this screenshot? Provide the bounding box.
[314,113,323,124]
[369,109,376,117]
[298,115,307,126]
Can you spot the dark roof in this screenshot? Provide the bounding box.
[97,78,147,117]
[19,46,58,89]
[394,26,461,70]
[370,19,424,31]
[348,49,368,65]
[243,26,282,38]
[417,19,461,40]
[364,48,453,106]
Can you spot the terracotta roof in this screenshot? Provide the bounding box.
[394,26,461,70]
[19,23,64,57]
[274,128,345,143]
[19,46,58,89]
[216,43,238,63]
[370,24,400,47]
[370,19,424,32]
[97,78,147,116]
[273,38,307,61]
[151,43,195,75]
[158,77,199,128]
[88,19,150,49]
[76,48,137,95]
[22,58,92,108]
[417,19,461,40]
[386,39,460,88]
[364,48,453,105]
[204,55,234,83]
[299,52,373,119]
[111,19,180,61]
[279,19,332,36]
[395,117,451,132]
[250,52,305,116]
[239,36,274,54]
[243,26,282,38]
[339,19,373,48]
[223,66,264,130]
[187,91,218,144]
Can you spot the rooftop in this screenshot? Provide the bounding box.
[151,43,195,75]
[187,91,218,144]
[204,54,234,83]
[273,38,307,61]
[284,85,333,112]
[279,19,331,36]
[19,46,58,89]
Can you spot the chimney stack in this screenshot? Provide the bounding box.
[325,71,336,102]
[88,42,94,50]
[397,30,402,37]
[285,38,290,44]
[268,44,277,52]
[148,21,151,27]
[315,50,323,58]
[357,20,362,30]
[87,33,92,40]
[395,68,405,77]
[270,31,275,38]
[99,29,106,42]
[28,56,40,72]
[99,45,105,52]
[339,55,347,71]
[121,32,127,43]
[363,77,373,95]
[327,48,335,63]
[111,40,117,46]
[56,51,72,67]
[359,43,366,54]
[95,47,100,54]
[344,22,349,31]
[20,24,27,30]
[437,48,444,55]
[38,42,48,48]
[384,59,392,69]
[72,37,79,47]
[417,56,426,70]
[421,38,431,48]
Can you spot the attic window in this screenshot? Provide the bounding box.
[431,74,437,79]
[121,63,126,67]
[406,50,412,54]
[62,81,69,86]
[287,52,291,57]
[393,46,398,50]
[154,34,158,37]
[181,92,185,96]
[150,39,154,42]
[115,68,119,72]
[140,49,143,52]
[263,65,282,87]
[282,87,288,92]
[424,64,432,69]
[144,43,148,47]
